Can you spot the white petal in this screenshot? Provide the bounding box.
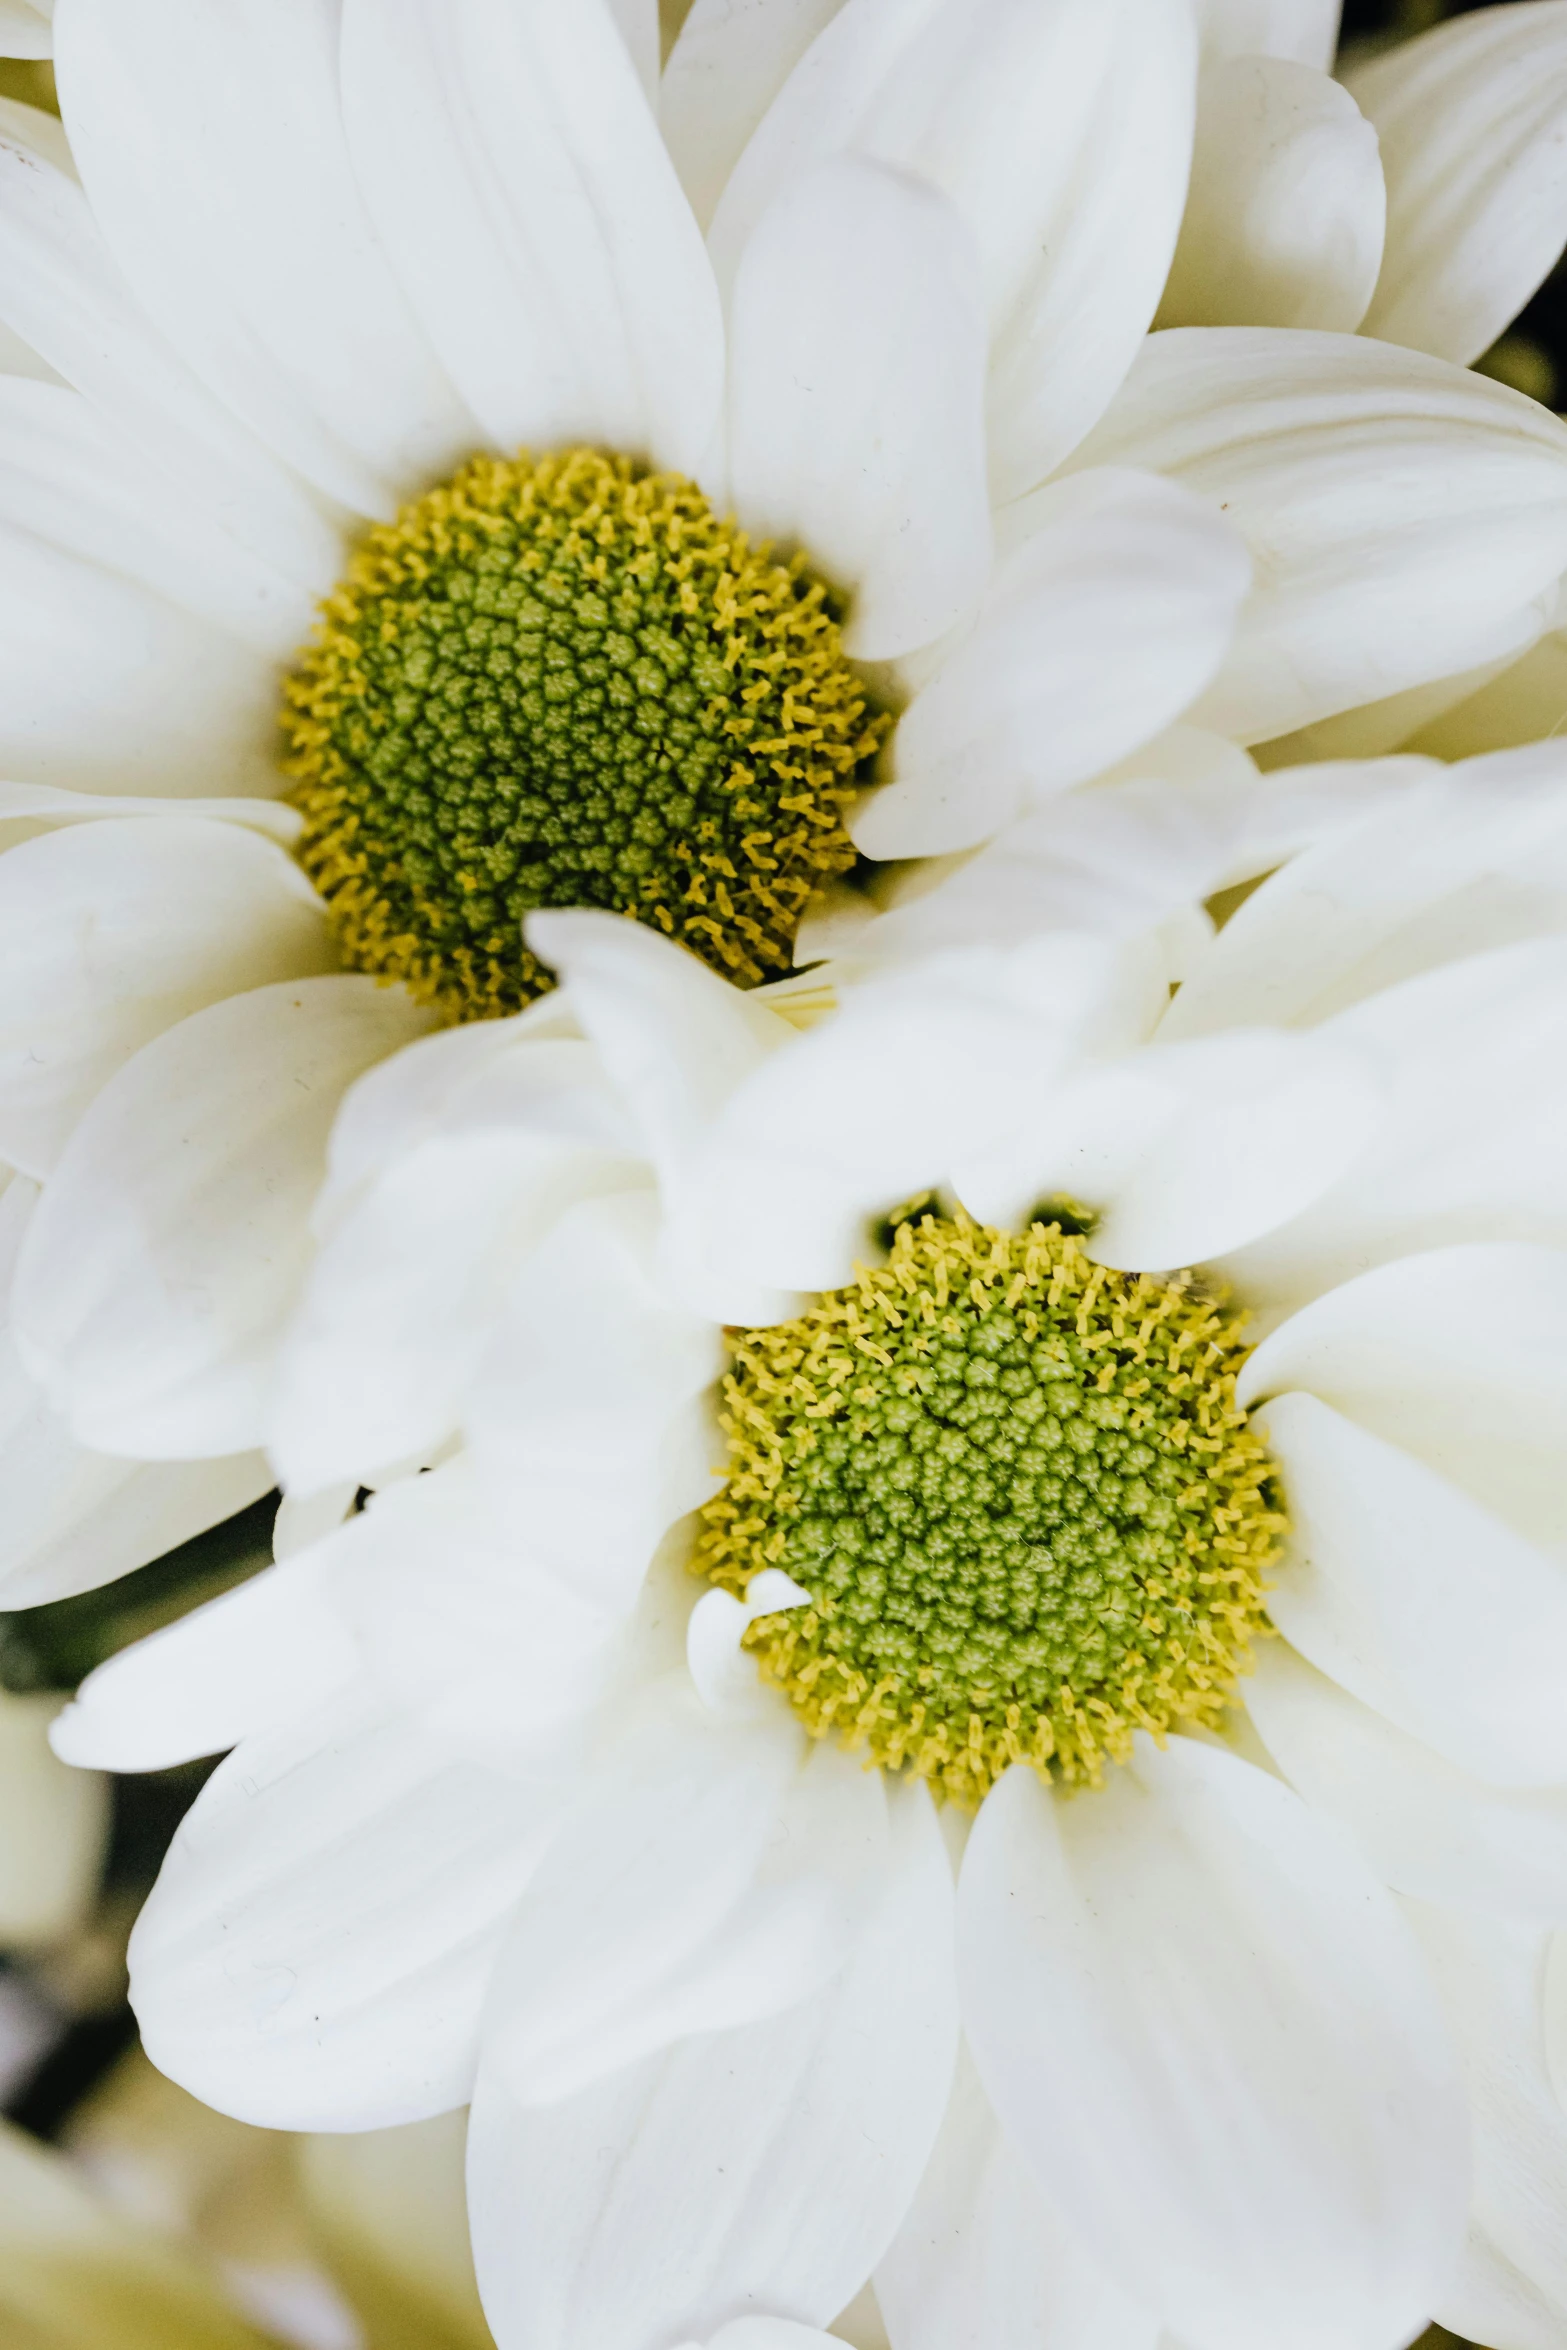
[1157,57,1384,333]
[874,2055,1161,2350]
[710,0,1198,501]
[130,1685,569,2131]
[55,0,476,516]
[0,818,333,1179]
[465,1189,723,1608]
[1246,1640,1567,1924]
[852,469,1250,858]
[1239,1242,1567,1553]
[12,976,437,1459]
[1257,1390,1567,1788]
[0,523,282,797]
[340,0,723,475]
[0,0,50,57]
[1219,936,1567,1307]
[959,1744,1468,2350]
[1200,0,1341,68]
[1065,327,1567,747]
[1350,4,1567,367]
[0,378,315,654]
[50,1535,359,1773]
[0,116,338,589]
[526,910,792,1197]
[726,157,989,661]
[1407,625,1567,762]
[0,1692,108,1946]
[0,779,301,841]
[957,1022,1383,1266]
[659,0,845,230]
[480,1692,888,2104]
[271,1037,640,1495]
[1405,1903,1567,2350]
[686,1573,811,1721]
[467,1776,958,2350]
[606,0,658,96]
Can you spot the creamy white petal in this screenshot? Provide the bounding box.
[1220,937,1567,1305]
[1351,3,1567,367]
[1405,1904,1567,2350]
[1258,648,1540,770]
[1258,1391,1567,1787]
[710,0,1197,500]
[660,0,845,230]
[957,1023,1382,1268]
[1208,751,1437,892]
[0,1692,108,1946]
[875,2056,1161,2350]
[480,1692,888,2104]
[852,469,1249,857]
[467,1777,958,2350]
[1406,626,1567,761]
[727,158,988,661]
[0,92,66,180]
[340,0,723,475]
[607,0,659,95]
[959,1745,1468,2350]
[1200,0,1340,67]
[0,780,301,840]
[55,0,476,516]
[0,110,342,591]
[0,525,283,797]
[1240,1242,1567,1553]
[1246,1641,1567,1924]
[1064,328,1567,746]
[0,818,333,1178]
[50,1536,359,1773]
[0,0,51,57]
[271,1037,640,1495]
[130,1684,571,2132]
[12,976,437,1459]
[1157,57,1383,332]
[0,378,315,656]
[465,1191,723,1607]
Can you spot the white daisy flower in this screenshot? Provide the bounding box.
[50,745,1567,2350]
[7,0,1567,1615]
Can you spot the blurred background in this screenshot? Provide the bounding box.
[0,2,1542,2344]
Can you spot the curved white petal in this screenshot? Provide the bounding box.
[0,780,301,840]
[1407,625,1567,763]
[0,524,282,797]
[55,0,476,515]
[1258,1391,1567,1788]
[467,1776,958,2350]
[12,976,437,1460]
[1200,0,1340,68]
[874,2055,1161,2350]
[479,1693,888,2104]
[1246,1640,1567,1924]
[1163,755,1567,1040]
[1065,327,1567,747]
[130,1687,570,2132]
[1220,936,1567,1307]
[271,1038,640,1495]
[1350,3,1567,367]
[0,1,51,58]
[727,157,989,661]
[852,468,1250,858]
[0,107,340,590]
[1158,58,1384,333]
[1240,1242,1567,1554]
[659,0,845,231]
[1405,1904,1567,2350]
[710,0,1198,500]
[958,1744,1468,2350]
[340,0,723,474]
[0,378,314,655]
[465,1190,724,1609]
[0,818,332,1178]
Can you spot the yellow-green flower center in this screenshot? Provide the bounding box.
[696,1206,1283,1805]
[284,448,887,1021]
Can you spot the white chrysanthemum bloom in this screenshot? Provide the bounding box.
[49,747,1567,2350]
[8,0,1567,1615]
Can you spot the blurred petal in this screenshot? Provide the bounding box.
[659,0,844,230]
[0,1692,108,1945]
[1200,0,1340,67]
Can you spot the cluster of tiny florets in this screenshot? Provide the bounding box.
[284,448,886,1021]
[696,1206,1283,1803]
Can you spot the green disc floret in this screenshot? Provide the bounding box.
[284,448,886,1021]
[696,1205,1283,1804]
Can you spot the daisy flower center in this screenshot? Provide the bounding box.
[284,448,887,1021]
[696,1207,1284,1805]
